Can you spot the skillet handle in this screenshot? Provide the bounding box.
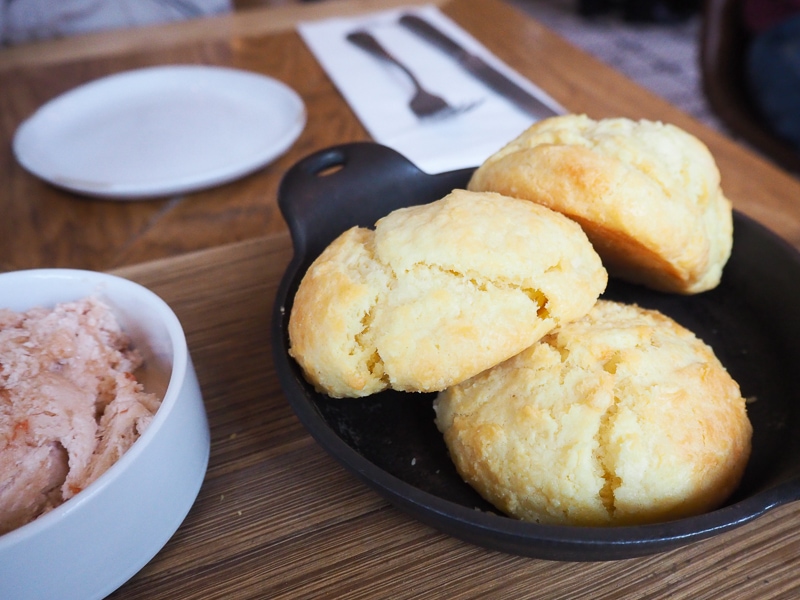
[277,142,473,260]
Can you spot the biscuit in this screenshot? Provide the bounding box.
[467,115,733,294]
[435,300,752,526]
[288,189,607,398]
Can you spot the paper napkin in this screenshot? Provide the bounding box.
[298,4,564,174]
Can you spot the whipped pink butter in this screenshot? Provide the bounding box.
[0,297,161,535]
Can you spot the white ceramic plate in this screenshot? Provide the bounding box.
[13,65,306,199]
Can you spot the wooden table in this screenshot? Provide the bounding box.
[2,0,800,272]
[4,0,800,597]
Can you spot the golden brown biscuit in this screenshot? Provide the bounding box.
[468,115,733,294]
[288,189,607,398]
[435,300,752,526]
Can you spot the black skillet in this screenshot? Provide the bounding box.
[271,142,800,561]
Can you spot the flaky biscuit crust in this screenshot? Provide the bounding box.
[468,115,733,294]
[288,189,607,398]
[435,300,752,526]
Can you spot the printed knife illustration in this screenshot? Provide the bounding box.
[398,14,564,120]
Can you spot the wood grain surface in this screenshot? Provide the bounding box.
[5,0,800,596]
[2,0,800,273]
[106,232,800,599]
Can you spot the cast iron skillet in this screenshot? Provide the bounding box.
[271,142,800,561]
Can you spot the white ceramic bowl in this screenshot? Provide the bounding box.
[0,269,210,600]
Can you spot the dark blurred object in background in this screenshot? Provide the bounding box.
[578,0,701,23]
[743,0,800,153]
[700,0,800,173]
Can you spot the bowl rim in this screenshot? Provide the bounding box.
[0,268,189,546]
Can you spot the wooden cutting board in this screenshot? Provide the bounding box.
[107,233,800,600]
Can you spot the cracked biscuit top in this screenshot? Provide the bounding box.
[287,189,607,398]
[434,299,752,526]
[467,114,733,294]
